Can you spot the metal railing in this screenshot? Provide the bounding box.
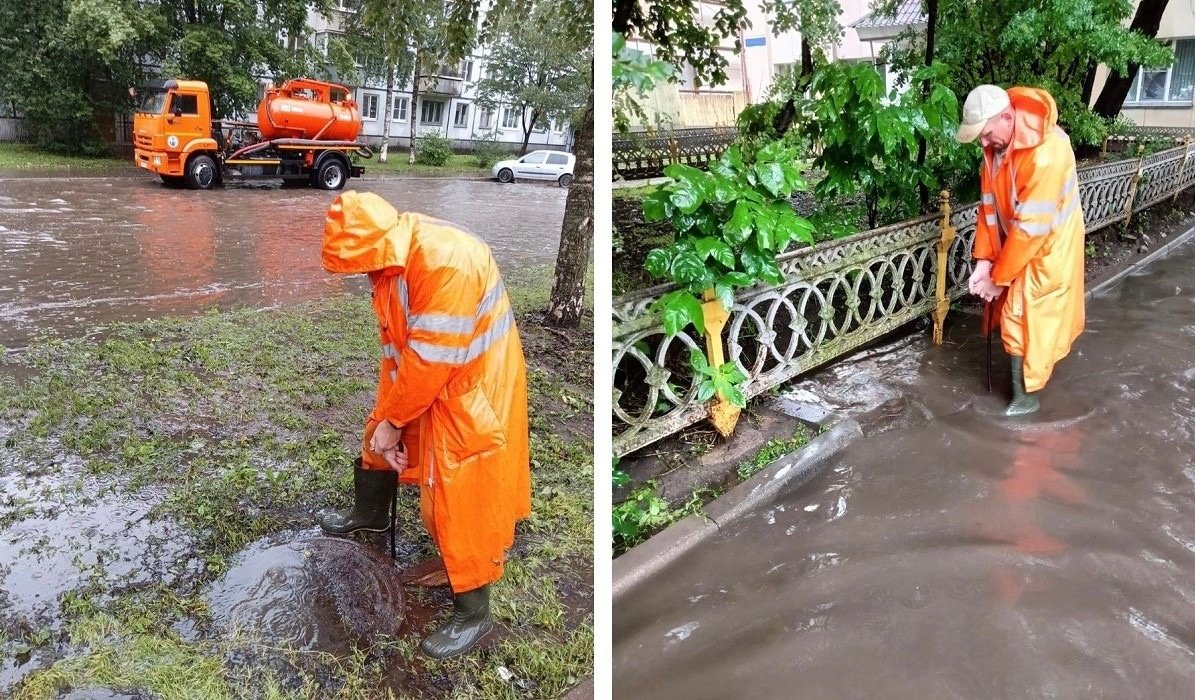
[612,126,738,180]
[612,139,1195,456]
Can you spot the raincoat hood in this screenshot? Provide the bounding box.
[1007,86,1059,152]
[321,191,414,274]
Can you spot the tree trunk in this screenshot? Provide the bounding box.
[409,50,421,165]
[1092,0,1170,119]
[520,109,536,155]
[381,63,394,163]
[544,88,593,328]
[771,30,815,135]
[1080,58,1098,105]
[916,0,939,212]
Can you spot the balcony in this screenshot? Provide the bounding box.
[417,64,465,96]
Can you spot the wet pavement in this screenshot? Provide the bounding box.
[615,239,1195,697]
[0,170,564,350]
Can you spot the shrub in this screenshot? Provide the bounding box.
[472,133,511,168]
[415,133,452,166]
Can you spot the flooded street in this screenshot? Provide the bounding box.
[0,170,564,350]
[615,239,1195,697]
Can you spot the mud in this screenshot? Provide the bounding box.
[207,537,405,655]
[615,240,1195,697]
[0,172,564,351]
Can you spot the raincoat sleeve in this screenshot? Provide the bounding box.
[372,264,483,427]
[990,151,1074,287]
[973,168,1000,262]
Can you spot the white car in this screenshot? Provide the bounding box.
[492,150,575,187]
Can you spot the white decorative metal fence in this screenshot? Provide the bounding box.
[613,139,1195,456]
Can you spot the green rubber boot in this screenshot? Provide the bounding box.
[420,585,494,659]
[318,460,396,535]
[1005,356,1041,416]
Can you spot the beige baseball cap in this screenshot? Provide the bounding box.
[956,84,1010,144]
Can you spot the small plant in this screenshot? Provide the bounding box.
[472,132,511,168]
[689,348,747,408]
[415,133,453,166]
[736,426,811,480]
[613,482,673,553]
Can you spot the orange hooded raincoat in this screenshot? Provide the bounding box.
[322,191,531,593]
[974,87,1086,392]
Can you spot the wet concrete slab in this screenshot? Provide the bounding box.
[615,239,1195,697]
[0,172,564,350]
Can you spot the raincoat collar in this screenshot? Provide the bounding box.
[1007,86,1058,152]
[321,190,415,274]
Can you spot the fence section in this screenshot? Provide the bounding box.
[613,139,1195,456]
[612,127,738,180]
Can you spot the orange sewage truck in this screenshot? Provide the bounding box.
[132,78,369,190]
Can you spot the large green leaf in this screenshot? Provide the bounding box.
[756,162,787,197]
[644,248,670,278]
[654,290,705,336]
[670,250,707,284]
[642,192,670,222]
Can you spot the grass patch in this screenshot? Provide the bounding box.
[361,153,488,177]
[1,263,593,697]
[735,425,812,480]
[611,183,662,200]
[0,143,125,170]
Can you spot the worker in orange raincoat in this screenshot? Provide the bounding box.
[956,85,1086,416]
[318,191,531,659]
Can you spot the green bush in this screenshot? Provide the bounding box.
[415,133,453,166]
[472,133,512,168]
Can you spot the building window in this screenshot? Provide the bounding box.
[1127,39,1195,105]
[464,60,475,82]
[501,106,520,129]
[452,103,469,128]
[362,93,379,120]
[336,0,357,11]
[478,107,493,130]
[391,96,409,121]
[420,99,444,125]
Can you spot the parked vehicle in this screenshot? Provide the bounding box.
[491,150,575,187]
[132,78,369,190]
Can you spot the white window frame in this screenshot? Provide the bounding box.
[501,106,520,129]
[420,99,444,125]
[478,107,494,130]
[1126,38,1195,106]
[362,93,379,120]
[391,96,409,122]
[464,60,475,83]
[452,102,469,128]
[336,0,356,11]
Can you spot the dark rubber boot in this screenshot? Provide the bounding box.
[420,585,494,659]
[1005,356,1041,416]
[318,461,396,535]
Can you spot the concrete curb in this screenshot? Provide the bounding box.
[1086,222,1195,297]
[612,418,863,601]
[612,176,670,189]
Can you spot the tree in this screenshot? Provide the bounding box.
[1091,0,1171,119]
[876,0,1173,147]
[544,87,593,326]
[474,0,592,156]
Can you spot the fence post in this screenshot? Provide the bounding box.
[701,289,741,437]
[1124,144,1147,230]
[932,190,956,346]
[669,132,679,167]
[1174,136,1193,204]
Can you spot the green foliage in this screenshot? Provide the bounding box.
[472,131,513,168]
[612,32,675,133]
[803,61,967,228]
[415,133,453,166]
[736,426,811,480]
[475,0,592,154]
[612,481,704,554]
[877,0,1174,148]
[689,349,747,408]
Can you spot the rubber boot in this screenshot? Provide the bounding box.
[420,585,494,659]
[318,460,396,535]
[1005,356,1041,416]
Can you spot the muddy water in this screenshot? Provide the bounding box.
[615,241,1195,697]
[0,172,564,349]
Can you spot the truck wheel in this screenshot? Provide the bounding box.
[497,168,514,183]
[184,155,218,190]
[558,173,574,187]
[313,158,347,190]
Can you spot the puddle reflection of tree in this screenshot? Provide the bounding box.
[985,427,1087,604]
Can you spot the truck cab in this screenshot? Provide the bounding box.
[133,80,222,188]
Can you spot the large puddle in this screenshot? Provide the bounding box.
[616,239,1195,697]
[0,170,565,350]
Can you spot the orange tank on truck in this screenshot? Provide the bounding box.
[257,79,362,141]
[131,77,368,191]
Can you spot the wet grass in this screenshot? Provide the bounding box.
[0,263,593,698]
[363,153,490,177]
[0,143,125,170]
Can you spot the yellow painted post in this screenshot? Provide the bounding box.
[1124,144,1146,230]
[932,190,956,346]
[701,289,741,437]
[1173,136,1192,204]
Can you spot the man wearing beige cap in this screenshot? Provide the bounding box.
[956,84,1086,416]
